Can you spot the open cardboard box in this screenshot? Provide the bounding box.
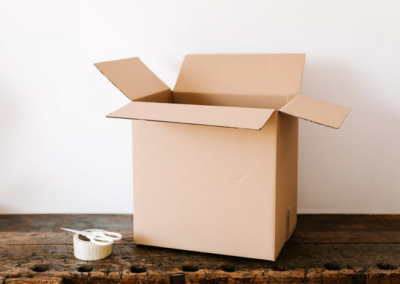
[95,54,351,261]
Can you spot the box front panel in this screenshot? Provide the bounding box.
[132,115,277,260]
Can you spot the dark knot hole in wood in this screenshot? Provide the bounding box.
[221,265,236,272]
[130,265,147,273]
[273,264,288,271]
[324,262,342,271]
[182,264,200,272]
[377,262,398,270]
[170,273,186,284]
[77,265,93,272]
[31,264,50,272]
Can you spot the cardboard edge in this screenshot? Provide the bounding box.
[279,108,351,129]
[132,239,277,261]
[107,102,276,131]
[272,113,279,260]
[106,114,271,131]
[279,94,352,129]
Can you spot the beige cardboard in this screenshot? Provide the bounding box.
[280,94,351,129]
[94,54,351,261]
[274,113,298,258]
[95,58,170,101]
[107,101,276,130]
[173,92,294,110]
[136,89,171,103]
[174,54,305,96]
[132,113,278,260]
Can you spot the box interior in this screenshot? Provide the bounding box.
[137,90,292,110]
[172,92,292,110]
[169,54,306,109]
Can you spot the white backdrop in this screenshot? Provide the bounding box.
[1,0,399,214]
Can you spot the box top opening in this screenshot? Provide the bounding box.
[95,55,351,130]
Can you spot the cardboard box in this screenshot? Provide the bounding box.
[95,54,351,261]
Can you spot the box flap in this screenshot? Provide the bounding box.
[95,58,170,101]
[174,54,305,96]
[107,102,275,130]
[280,94,351,129]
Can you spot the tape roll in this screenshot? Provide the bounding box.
[73,229,112,261]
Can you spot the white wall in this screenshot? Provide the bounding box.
[1,0,399,214]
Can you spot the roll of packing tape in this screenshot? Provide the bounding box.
[73,229,112,261]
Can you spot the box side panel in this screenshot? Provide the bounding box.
[132,115,278,260]
[274,113,298,259]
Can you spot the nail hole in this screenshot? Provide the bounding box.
[221,265,236,272]
[324,262,342,271]
[31,264,49,272]
[182,265,199,272]
[273,264,287,271]
[77,265,93,272]
[170,273,186,284]
[130,265,147,273]
[377,262,397,270]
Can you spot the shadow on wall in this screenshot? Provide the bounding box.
[0,205,14,214]
[298,61,400,213]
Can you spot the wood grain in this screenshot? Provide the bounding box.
[1,214,400,283]
[5,278,63,284]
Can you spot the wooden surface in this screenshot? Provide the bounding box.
[1,215,400,283]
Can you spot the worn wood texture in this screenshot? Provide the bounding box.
[5,278,63,284]
[1,215,400,283]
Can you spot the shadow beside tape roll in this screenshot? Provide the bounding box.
[73,229,112,261]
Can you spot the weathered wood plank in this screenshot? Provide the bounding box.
[289,231,400,244]
[296,215,400,232]
[2,215,400,245]
[0,233,133,245]
[365,268,400,284]
[2,230,400,246]
[2,214,400,283]
[4,214,400,234]
[5,278,63,284]
[0,215,132,233]
[0,244,398,274]
[289,214,400,244]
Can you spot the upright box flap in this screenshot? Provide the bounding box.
[174,54,305,96]
[95,58,170,101]
[280,95,351,129]
[107,102,275,130]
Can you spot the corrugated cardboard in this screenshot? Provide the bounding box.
[95,54,351,260]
